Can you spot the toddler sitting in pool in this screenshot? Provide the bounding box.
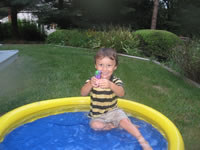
[81,48,152,150]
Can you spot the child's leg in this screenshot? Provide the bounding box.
[90,120,115,130]
[119,118,153,150]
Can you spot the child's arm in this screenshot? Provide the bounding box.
[110,81,125,97]
[81,81,92,96]
[81,77,98,96]
[98,79,125,97]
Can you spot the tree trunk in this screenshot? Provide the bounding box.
[151,0,159,29]
[10,7,19,39]
[58,0,64,10]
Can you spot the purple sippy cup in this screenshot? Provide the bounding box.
[95,70,101,79]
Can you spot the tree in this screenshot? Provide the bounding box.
[159,0,200,36]
[34,0,73,29]
[0,0,38,38]
[58,0,64,10]
[151,0,159,29]
[34,0,155,30]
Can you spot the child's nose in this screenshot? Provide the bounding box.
[102,65,107,71]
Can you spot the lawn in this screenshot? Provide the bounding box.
[0,44,200,150]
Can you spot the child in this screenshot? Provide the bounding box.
[81,48,152,150]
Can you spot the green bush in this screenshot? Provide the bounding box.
[0,21,46,41]
[133,29,184,61]
[47,27,141,55]
[47,28,184,59]
[65,30,90,48]
[170,39,200,83]
[46,30,68,45]
[0,23,12,41]
[19,21,46,41]
[91,27,140,54]
[47,29,90,47]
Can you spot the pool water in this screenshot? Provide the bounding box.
[0,112,167,150]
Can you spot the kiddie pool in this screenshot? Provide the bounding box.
[0,97,184,150]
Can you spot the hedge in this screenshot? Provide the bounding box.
[133,29,184,61]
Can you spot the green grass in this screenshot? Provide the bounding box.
[0,44,200,150]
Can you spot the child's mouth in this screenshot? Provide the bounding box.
[101,73,109,78]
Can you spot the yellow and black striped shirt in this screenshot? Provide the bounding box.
[88,75,123,118]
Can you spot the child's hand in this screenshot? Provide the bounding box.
[90,77,99,88]
[98,79,111,89]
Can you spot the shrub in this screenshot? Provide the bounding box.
[47,27,141,55]
[19,20,46,41]
[47,30,68,45]
[133,29,184,61]
[0,21,46,41]
[47,29,90,47]
[86,27,141,55]
[170,39,200,83]
[47,28,184,59]
[65,30,90,48]
[0,23,12,41]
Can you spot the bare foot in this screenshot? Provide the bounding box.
[138,136,153,150]
[140,142,153,150]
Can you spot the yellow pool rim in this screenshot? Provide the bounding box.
[0,97,184,150]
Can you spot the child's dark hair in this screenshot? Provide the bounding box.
[95,48,118,66]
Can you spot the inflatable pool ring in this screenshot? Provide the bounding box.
[0,97,184,150]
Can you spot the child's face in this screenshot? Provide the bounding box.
[95,56,117,79]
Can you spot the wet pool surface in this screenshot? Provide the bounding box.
[0,112,167,150]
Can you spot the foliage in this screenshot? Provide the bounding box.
[47,29,90,47]
[169,39,200,83]
[0,23,12,41]
[46,30,67,45]
[158,0,200,37]
[34,3,73,29]
[47,29,187,60]
[88,27,140,54]
[47,28,200,87]
[0,0,40,38]
[0,7,8,19]
[2,0,38,8]
[172,0,200,37]
[133,29,183,61]
[47,27,141,55]
[0,21,46,41]
[1,0,200,40]
[1,0,200,39]
[18,20,46,41]
[35,0,153,30]
[36,0,200,37]
[64,30,90,47]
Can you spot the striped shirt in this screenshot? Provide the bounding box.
[88,75,123,118]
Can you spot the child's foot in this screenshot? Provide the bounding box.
[138,136,153,150]
[140,142,153,150]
